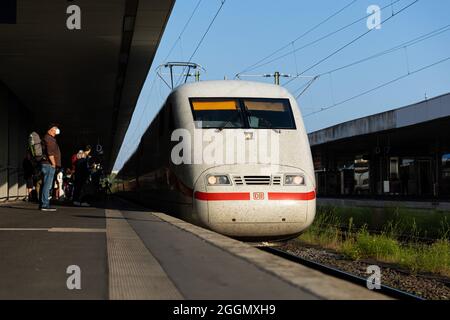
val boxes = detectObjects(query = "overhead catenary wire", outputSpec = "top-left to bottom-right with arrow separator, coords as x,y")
236,0 -> 359,77
292,79 -> 314,96
124,66 -> 171,155
175,0 -> 227,86
291,42 -> 299,75
315,24 -> 450,77
239,0 -> 403,75
283,0 -> 419,88
303,55 -> 450,118
290,23 -> 450,96
295,76 -> 320,99
123,1 -> 206,156
130,1 -> 204,129
122,71 -> 159,155
163,0 -> 204,62
128,78 -> 168,150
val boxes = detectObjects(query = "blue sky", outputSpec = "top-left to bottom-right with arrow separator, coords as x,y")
113,0 -> 450,171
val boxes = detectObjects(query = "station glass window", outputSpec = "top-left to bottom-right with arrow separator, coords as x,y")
442,154 -> 450,178
400,158 -> 415,179
354,157 -> 369,195
399,158 -> 416,195
390,157 -> 399,180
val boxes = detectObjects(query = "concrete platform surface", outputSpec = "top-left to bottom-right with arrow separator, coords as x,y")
0,198 -> 388,300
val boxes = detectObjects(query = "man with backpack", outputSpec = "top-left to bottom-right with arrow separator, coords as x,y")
39,124 -> 62,212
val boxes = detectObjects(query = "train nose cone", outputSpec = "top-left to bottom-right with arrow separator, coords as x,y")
194,172 -> 316,240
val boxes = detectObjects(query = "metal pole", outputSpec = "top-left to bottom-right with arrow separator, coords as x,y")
184,66 -> 191,84
274,71 -> 280,85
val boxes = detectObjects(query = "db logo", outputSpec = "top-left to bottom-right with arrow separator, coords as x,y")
253,192 -> 264,200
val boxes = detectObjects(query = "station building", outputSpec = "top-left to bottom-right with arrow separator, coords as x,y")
309,93 -> 450,200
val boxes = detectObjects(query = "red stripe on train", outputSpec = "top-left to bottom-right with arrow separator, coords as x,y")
194,192 -> 251,201
194,191 -> 316,201
268,191 -> 316,200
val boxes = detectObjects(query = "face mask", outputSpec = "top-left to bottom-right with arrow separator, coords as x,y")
55,128 -> 61,135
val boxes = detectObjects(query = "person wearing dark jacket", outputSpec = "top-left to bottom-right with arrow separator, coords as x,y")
72,146 -> 91,207
39,124 -> 61,212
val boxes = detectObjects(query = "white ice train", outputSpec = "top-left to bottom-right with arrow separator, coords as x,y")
117,80 -> 316,242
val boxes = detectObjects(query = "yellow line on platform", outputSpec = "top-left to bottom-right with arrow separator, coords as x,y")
0,228 -> 106,233
0,228 -> 48,231
105,209 -> 183,300
48,228 -> 106,233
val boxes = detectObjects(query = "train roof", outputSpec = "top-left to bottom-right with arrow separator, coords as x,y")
171,80 -> 294,99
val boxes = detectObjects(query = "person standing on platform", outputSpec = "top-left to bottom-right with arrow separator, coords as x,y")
72,146 -> 92,207
39,124 -> 61,212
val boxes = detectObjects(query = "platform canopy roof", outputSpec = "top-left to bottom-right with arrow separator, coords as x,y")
0,0 -> 175,170
308,93 -> 450,147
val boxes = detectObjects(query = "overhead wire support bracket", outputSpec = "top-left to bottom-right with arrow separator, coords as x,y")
157,62 -> 205,89
236,72 -> 317,89
295,75 -> 320,99
236,72 -> 310,86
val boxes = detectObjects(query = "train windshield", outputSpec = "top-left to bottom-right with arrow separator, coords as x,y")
191,99 -> 245,129
243,99 -> 296,129
190,98 -> 296,129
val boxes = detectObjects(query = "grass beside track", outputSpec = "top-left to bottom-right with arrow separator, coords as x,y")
298,206 -> 450,277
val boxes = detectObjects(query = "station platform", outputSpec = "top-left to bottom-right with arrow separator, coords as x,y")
0,198 -> 387,300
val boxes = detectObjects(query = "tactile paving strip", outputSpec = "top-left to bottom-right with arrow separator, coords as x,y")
105,209 -> 182,300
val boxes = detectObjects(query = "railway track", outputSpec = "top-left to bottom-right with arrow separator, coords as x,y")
261,247 -> 425,300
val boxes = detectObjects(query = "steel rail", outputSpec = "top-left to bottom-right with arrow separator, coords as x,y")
261,247 -> 424,300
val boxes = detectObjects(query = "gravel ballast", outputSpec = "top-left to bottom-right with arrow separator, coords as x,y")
281,241 -> 450,300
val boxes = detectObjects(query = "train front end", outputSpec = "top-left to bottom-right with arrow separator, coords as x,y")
176,81 -> 316,242
193,165 -> 316,241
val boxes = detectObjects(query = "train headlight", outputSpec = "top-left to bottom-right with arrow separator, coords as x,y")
284,174 -> 305,186
207,174 -> 231,186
